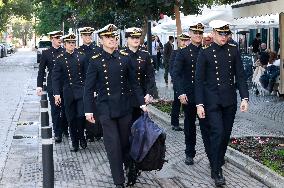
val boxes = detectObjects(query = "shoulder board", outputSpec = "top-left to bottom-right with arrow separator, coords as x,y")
56,54 -> 63,58
140,49 -> 149,53
140,49 -> 150,55
92,53 -> 101,59
228,43 -> 237,47
79,51 -> 84,54
119,50 -> 128,56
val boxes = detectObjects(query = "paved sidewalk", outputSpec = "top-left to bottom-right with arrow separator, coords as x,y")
0,62 -> 272,187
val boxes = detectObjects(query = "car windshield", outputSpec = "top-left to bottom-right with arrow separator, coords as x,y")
38,41 -> 52,48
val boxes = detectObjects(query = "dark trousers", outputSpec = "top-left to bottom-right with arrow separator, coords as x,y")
85,121 -> 95,139
132,107 -> 143,123
183,103 -> 197,158
64,97 -> 85,146
60,98 -> 69,134
206,104 -> 237,172
157,52 -> 162,69
199,118 -> 211,164
151,55 -> 158,71
164,59 -> 169,83
69,117 -> 85,146
47,88 -> 64,137
171,91 -> 181,127
99,114 -> 132,185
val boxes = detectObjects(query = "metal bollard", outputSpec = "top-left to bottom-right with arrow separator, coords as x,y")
42,126 -> 54,188
41,99 -> 49,127
41,83 -> 48,101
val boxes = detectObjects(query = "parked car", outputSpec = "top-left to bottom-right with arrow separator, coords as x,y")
4,43 -> 13,54
0,44 -> 7,58
0,45 -> 3,58
36,40 -> 52,63
0,43 -> 8,57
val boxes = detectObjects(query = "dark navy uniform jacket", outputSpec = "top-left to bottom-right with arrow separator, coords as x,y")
173,43 -> 201,103
77,43 -> 102,68
52,51 -> 88,120
84,50 -> 145,118
122,48 -> 155,107
37,46 -> 64,88
169,49 -> 177,77
195,42 -> 249,107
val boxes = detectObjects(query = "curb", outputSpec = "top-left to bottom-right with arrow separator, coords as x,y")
148,105 -> 284,188
226,147 -> 284,188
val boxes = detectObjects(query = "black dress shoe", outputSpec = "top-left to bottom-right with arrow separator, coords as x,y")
87,137 -> 95,142
71,142 -> 79,152
95,136 -> 102,141
80,139 -> 87,149
172,126 -> 183,131
185,156 -> 194,165
115,184 -> 125,188
126,160 -> 139,186
62,131 -> 69,138
211,170 -> 226,187
54,137 -> 62,143
70,146 -> 79,152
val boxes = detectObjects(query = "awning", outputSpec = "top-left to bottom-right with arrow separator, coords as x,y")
232,0 -> 284,18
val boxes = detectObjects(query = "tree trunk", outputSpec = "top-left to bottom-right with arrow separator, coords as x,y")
174,1 -> 182,47
141,16 -> 148,45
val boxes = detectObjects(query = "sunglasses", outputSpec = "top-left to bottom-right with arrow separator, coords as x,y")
66,41 -> 76,44
217,32 -> 230,36
193,31 -> 204,35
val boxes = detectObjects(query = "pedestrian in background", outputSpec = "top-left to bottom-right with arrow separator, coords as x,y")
195,20 -> 249,187
163,36 -> 174,86
252,33 -> 261,54
156,36 -> 163,69
151,35 -> 159,72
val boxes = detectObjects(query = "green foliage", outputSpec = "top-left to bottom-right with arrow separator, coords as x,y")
0,0 -> 33,31
11,18 -> 33,46
32,0 -> 240,35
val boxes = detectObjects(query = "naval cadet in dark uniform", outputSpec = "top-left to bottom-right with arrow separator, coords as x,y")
195,20 -> 249,187
121,27 -> 156,122
169,33 -> 190,131
84,24 -> 147,188
36,30 -> 68,143
173,23 -> 211,166
52,33 -> 88,152
77,27 -> 102,67
77,27 -> 102,142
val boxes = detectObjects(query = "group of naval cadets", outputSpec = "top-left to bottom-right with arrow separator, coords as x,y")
36,19 -> 249,187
